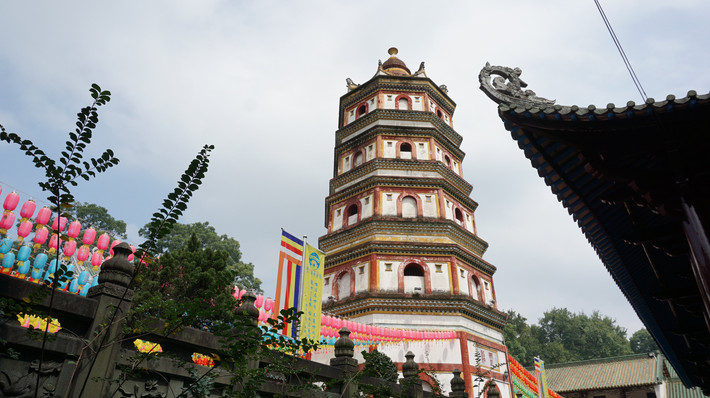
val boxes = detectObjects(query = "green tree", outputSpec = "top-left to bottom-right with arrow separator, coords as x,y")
61,201 -> 127,239
630,328 -> 659,354
139,221 -> 261,291
503,310 -> 541,366
131,233 -> 237,328
505,308 -> 632,366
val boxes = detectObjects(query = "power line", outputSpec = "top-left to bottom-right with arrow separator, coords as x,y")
593,0 -> 648,101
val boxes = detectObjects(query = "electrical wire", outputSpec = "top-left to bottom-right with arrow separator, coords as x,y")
593,0 -> 648,102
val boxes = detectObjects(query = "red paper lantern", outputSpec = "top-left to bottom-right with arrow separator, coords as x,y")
3,192 -> 19,211
51,216 -> 67,232
63,240 -> 77,257
82,228 -> 96,245
17,220 -> 33,243
35,207 -> 51,226
109,239 -> 121,256
67,220 -> 81,239
19,200 -> 36,221
96,233 -> 110,251
77,245 -> 90,264
48,234 -> 61,253
33,226 -> 49,248
91,251 -> 104,270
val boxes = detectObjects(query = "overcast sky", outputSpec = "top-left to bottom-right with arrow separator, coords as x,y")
2,1 -> 709,335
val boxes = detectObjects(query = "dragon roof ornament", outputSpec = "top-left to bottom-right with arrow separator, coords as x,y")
479,63 -> 555,108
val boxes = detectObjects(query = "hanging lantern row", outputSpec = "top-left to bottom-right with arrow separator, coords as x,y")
230,289 -> 459,346
0,188 -> 136,297
191,353 -> 216,367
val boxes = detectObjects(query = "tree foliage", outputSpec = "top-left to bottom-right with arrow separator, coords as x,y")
630,328 -> 659,354
61,201 -> 127,239
505,308 -> 633,366
139,221 -> 261,292
131,233 -> 237,328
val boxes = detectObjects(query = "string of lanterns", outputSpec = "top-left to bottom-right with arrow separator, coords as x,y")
0,187 -> 135,296
232,289 -> 458,348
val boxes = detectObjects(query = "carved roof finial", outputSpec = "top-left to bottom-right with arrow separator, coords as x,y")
479,62 -> 555,108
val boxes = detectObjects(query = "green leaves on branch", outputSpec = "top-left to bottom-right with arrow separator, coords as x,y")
138,144 -> 215,257
0,84 -> 118,208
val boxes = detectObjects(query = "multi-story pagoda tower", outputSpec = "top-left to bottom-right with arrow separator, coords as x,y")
318,48 -> 509,394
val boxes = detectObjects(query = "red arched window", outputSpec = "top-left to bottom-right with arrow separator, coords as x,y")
356,103 -> 368,118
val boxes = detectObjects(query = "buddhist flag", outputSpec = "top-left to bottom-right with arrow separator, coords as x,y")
299,244 -> 325,343
274,229 -> 303,338
534,357 -> 549,398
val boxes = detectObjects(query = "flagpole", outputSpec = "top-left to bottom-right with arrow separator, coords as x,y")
295,235 -> 307,341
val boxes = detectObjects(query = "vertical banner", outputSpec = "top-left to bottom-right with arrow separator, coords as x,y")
534,357 -> 549,398
300,243 -> 325,343
274,230 -> 303,338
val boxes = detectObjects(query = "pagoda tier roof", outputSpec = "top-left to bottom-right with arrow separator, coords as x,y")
319,218 -> 493,273
326,174 -> 478,216
340,74 -> 456,117
329,159 -> 474,197
479,63 -> 710,392
336,109 -> 463,147
334,123 -> 466,161
322,292 -> 507,331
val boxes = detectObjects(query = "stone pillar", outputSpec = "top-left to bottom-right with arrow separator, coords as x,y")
70,242 -> 135,397
235,292 -> 260,372
450,368 -> 468,398
330,327 -> 358,397
401,351 -> 423,398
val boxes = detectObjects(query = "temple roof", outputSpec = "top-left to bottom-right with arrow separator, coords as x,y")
479,63 -> 710,392
545,353 -> 662,392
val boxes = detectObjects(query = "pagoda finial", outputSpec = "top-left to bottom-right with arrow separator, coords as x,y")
388,47 -> 398,56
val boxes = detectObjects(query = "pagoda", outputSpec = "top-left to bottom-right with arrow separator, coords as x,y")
318,48 -> 509,394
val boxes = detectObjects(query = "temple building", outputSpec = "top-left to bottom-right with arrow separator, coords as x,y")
479,63 -> 710,392
316,48 -> 509,395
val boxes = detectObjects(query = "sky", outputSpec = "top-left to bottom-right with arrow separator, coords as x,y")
1,1 -> 709,336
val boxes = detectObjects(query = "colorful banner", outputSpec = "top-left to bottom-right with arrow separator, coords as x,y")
274,229 -> 303,338
300,243 -> 324,343
534,357 -> 549,398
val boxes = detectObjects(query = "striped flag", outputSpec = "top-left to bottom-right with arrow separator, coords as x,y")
274,229 -> 303,338
534,357 -> 549,398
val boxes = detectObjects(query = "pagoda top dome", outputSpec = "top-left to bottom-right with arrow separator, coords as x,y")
381,47 -> 411,76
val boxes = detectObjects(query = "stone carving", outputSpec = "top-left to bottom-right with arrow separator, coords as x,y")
118,379 -> 167,398
0,360 -> 62,397
479,62 -> 555,107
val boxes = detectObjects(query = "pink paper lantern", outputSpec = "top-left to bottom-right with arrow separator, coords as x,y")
19,200 -> 36,221
77,245 -> 90,264
17,220 -> 33,239
96,233 -> 110,251
264,297 -> 274,312
33,226 -> 49,248
3,192 -> 19,211
127,245 -> 135,262
82,228 -> 96,245
0,212 -> 15,231
109,240 -> 121,256
48,234 -> 62,253
51,216 -> 67,232
255,294 -> 264,309
63,240 -> 77,257
67,220 -> 82,239
239,289 -> 246,300
232,287 -> 239,300
35,207 -> 51,226
91,251 -> 104,269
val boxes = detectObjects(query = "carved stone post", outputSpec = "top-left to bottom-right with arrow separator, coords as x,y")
450,368 -> 468,398
330,327 -> 358,397
236,292 -> 260,371
71,242 -> 135,397
401,351 -> 423,398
